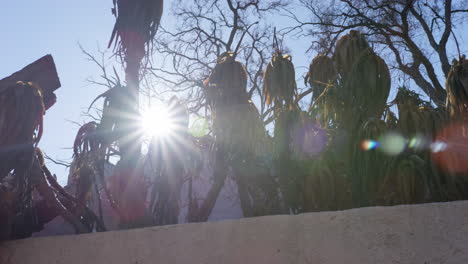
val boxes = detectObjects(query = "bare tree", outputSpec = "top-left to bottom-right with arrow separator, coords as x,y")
286,0 -> 468,105
148,0 -> 288,118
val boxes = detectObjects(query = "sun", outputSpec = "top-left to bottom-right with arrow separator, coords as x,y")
140,104 -> 176,138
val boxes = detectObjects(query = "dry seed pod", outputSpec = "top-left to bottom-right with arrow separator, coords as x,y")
394,87 -> 424,115
204,53 -> 248,106
0,81 -> 45,148
446,57 -> 468,119
305,54 -> 336,102
346,49 -> 391,117
416,105 -> 444,137
394,87 -> 424,135
331,31 -> 390,120
333,30 -> 370,78
263,52 -> 297,108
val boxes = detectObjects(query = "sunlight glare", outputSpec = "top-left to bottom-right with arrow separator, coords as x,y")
140,105 -> 175,138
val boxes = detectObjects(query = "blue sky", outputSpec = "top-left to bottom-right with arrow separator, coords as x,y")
2,1 -> 467,184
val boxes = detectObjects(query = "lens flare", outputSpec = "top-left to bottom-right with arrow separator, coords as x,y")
430,141 -> 447,153
291,120 -> 328,158
189,116 -> 209,137
408,135 -> 429,151
432,122 -> 468,173
379,132 -> 406,155
361,140 -> 379,150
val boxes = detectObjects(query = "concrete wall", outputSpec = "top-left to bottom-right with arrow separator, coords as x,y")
1,201 -> 468,264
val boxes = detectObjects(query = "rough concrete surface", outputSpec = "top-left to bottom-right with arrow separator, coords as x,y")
1,201 -> 468,264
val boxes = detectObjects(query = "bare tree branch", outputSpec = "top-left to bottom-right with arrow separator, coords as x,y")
289,0 -> 468,105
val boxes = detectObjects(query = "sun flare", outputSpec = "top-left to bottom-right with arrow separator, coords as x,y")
140,105 -> 175,138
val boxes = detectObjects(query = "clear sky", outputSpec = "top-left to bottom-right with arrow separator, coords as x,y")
2,1 -> 466,184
